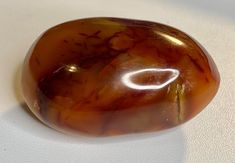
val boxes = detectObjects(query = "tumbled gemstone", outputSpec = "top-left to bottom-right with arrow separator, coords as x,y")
22,17 -> 220,136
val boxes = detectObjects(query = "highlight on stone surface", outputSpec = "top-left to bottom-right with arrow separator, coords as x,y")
21,17 -> 220,136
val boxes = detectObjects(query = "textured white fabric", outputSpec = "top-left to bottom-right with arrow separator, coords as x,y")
0,0 -> 234,162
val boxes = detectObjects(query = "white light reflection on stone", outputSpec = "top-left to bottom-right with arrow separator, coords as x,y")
121,68 -> 179,90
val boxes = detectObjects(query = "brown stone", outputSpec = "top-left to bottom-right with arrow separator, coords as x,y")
21,17 -> 220,136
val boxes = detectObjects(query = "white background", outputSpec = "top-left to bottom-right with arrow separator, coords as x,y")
0,0 -> 234,162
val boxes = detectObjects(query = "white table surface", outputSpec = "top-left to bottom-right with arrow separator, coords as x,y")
0,0 -> 234,162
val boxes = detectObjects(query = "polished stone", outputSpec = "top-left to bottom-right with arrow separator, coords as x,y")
22,17 -> 220,136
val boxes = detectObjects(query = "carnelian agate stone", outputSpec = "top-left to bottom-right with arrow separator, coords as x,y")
22,18 -> 220,136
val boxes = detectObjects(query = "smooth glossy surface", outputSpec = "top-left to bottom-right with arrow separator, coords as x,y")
22,17 -> 220,136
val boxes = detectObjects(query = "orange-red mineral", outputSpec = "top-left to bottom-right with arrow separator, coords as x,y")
22,17 -> 220,136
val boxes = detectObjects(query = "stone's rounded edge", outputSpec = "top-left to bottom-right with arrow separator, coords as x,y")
21,17 -> 220,136
194,38 -> 221,84
185,35 -> 220,114
21,37 -> 42,121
